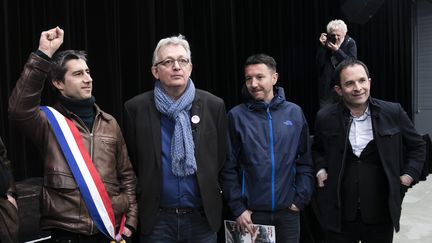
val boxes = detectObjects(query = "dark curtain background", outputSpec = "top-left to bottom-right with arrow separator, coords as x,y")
1,0 -> 412,181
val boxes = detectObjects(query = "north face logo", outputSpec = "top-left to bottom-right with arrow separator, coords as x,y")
283,120 -> 293,126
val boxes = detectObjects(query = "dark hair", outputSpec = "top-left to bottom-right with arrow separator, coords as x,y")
47,50 -> 88,96
244,54 -> 277,72
332,58 -> 370,86
49,50 -> 88,82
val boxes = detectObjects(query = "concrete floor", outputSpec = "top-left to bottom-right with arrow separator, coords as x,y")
394,177 -> 432,242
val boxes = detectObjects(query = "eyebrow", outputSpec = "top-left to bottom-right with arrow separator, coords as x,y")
168,56 -> 186,60
70,68 -> 89,74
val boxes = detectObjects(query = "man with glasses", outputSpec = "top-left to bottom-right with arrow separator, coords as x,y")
123,34 -> 228,243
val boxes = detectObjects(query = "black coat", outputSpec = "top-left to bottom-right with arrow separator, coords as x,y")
316,36 -> 357,105
312,98 -> 426,232
123,89 -> 228,234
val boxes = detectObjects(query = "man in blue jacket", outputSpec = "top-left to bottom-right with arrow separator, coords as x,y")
221,54 -> 314,243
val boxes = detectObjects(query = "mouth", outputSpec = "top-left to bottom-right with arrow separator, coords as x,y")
352,93 -> 366,99
171,75 -> 183,79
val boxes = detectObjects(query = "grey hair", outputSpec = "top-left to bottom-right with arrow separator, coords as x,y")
152,34 -> 192,65
326,19 -> 348,35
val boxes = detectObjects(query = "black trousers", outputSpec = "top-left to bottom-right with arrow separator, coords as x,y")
326,211 -> 393,243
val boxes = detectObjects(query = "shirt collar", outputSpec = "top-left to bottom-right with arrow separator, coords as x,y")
350,105 -> 370,121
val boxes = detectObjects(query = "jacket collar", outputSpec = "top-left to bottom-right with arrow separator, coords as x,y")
242,85 -> 286,111
335,97 -> 381,120
368,97 -> 381,119
340,35 -> 352,49
54,101 -> 112,121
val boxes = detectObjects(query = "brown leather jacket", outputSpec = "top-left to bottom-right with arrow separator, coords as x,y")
0,137 -> 19,243
8,53 -> 138,235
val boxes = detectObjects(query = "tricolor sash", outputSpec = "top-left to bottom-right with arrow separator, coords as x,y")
40,106 -> 125,242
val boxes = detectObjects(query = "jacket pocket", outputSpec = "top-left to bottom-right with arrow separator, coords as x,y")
44,173 -> 78,191
42,173 -> 81,221
103,180 -> 120,196
378,127 -> 400,137
111,192 -> 130,217
99,136 -> 117,157
103,180 -> 129,219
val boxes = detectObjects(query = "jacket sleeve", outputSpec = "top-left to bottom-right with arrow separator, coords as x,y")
292,115 -> 314,210
398,104 -> 426,182
333,37 -> 357,62
115,124 -> 138,231
8,53 -> 52,147
316,45 -> 328,71
220,112 -> 247,219
312,112 -> 328,174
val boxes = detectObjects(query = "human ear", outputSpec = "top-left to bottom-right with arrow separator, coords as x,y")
151,66 -> 159,80
334,85 -> 342,96
52,79 -> 64,91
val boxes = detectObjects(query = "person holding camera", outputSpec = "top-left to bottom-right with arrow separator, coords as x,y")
316,19 -> 357,108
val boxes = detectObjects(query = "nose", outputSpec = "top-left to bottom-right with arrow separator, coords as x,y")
172,60 -> 181,70
353,81 -> 361,91
84,73 -> 92,83
251,78 -> 259,87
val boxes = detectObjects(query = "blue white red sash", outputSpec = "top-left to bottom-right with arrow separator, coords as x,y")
40,106 -> 125,242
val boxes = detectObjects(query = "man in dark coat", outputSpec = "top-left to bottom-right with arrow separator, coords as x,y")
312,59 -> 425,243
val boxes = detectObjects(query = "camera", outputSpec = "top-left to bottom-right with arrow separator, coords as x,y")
326,34 -> 336,44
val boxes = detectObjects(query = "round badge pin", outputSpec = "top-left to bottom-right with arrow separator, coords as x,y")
191,115 -> 200,124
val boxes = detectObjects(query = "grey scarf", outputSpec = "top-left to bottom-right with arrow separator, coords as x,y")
154,79 -> 197,177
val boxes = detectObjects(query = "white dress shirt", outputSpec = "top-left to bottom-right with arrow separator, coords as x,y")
349,106 -> 373,157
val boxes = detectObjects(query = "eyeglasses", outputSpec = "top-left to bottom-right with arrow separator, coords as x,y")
154,58 -> 190,68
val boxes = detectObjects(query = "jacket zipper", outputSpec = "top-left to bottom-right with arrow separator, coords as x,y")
241,170 -> 245,197
90,114 -> 102,160
266,107 -> 275,211
90,133 -> 94,161
89,116 -> 101,234
71,112 -> 100,234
